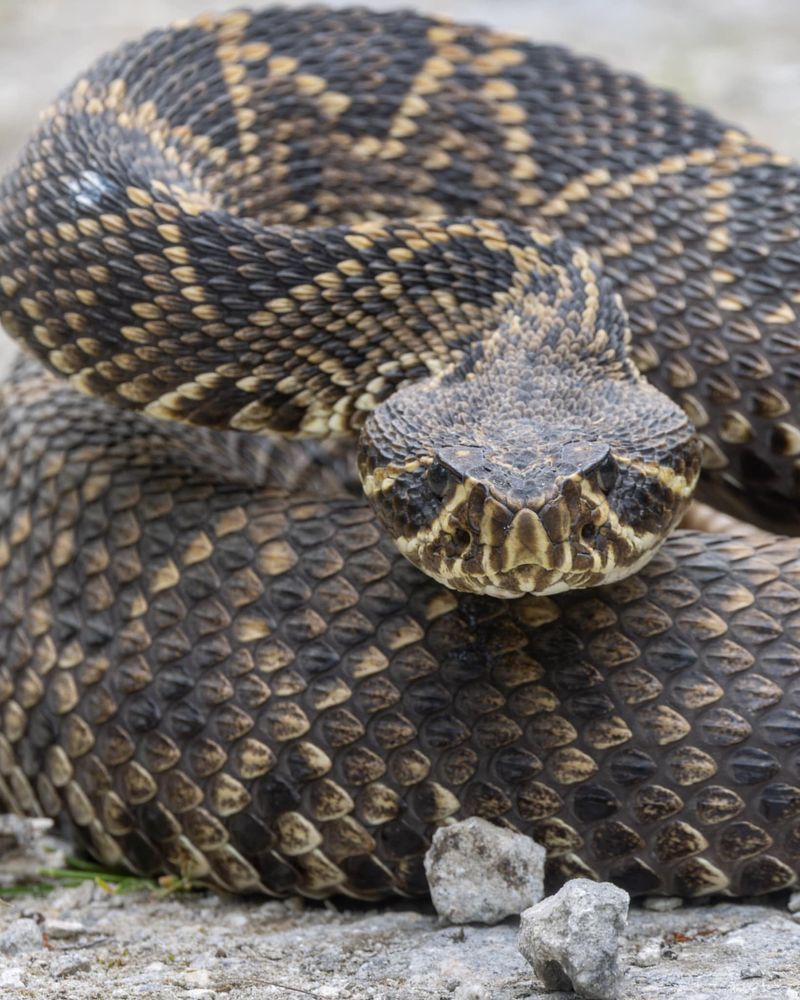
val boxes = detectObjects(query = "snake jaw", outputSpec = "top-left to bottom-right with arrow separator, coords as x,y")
361,425 -> 701,598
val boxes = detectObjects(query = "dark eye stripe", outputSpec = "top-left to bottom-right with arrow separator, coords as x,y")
597,454 -> 619,493
427,463 -> 450,497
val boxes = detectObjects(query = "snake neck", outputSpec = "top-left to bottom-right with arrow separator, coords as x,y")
0,46 -> 657,442
0,128 -> 625,439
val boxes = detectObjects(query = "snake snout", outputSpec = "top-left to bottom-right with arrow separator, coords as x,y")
500,507 -> 551,572
498,490 -> 604,571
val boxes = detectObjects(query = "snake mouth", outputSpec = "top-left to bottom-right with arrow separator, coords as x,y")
391,464 -> 696,597
395,500 -> 605,597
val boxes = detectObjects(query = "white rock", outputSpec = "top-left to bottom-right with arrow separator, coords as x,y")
183,969 -> 212,988
47,880 -> 97,913
188,952 -> 219,970
0,917 -> 44,955
632,937 -> 662,968
519,879 -> 630,999
642,896 -> 683,912
0,965 -> 25,988
423,817 -> 546,925
788,891 -> 800,913
0,814 -> 53,844
44,918 -> 86,939
454,985 -> 489,1000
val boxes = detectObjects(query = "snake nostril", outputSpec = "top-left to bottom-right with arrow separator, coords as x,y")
442,528 -> 471,557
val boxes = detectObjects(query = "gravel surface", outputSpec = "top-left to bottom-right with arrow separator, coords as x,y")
2,1 -> 800,998
3,884 -> 800,999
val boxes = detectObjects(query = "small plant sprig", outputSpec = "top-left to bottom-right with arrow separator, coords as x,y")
0,855 -> 194,899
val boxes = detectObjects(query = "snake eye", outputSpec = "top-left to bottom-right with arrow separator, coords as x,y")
596,453 -> 618,493
426,462 -> 450,498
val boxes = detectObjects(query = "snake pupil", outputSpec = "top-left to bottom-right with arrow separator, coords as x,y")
427,462 -> 450,498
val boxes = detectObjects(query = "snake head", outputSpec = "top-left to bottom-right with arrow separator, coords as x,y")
358,333 -> 702,598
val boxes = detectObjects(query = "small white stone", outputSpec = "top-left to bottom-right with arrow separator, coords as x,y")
519,879 -> 630,999
184,969 -> 212,988
47,880 -> 97,913
642,896 -> 684,912
632,937 -> 662,968
424,817 -> 545,925
44,918 -> 86,939
0,965 -> 25,988
188,952 -> 219,970
50,952 -> 92,978
0,917 -> 44,955
454,985 -> 489,1000
0,814 -> 53,843
740,964 -> 764,979
788,890 -> 800,913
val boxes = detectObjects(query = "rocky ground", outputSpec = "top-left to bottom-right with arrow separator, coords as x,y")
4,877 -> 800,999
2,1 -> 800,998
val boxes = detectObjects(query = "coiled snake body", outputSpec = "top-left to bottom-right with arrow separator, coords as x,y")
1,6 -> 800,898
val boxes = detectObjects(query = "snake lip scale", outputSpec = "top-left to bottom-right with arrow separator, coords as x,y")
0,6 -> 800,901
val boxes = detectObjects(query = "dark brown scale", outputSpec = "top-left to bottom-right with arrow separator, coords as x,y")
0,363 -> 798,897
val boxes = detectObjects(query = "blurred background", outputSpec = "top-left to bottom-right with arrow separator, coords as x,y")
1,0 -> 799,172
0,0 -> 797,366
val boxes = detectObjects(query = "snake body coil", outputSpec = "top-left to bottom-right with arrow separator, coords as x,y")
1,7 -> 800,898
